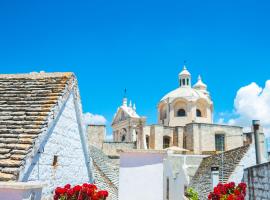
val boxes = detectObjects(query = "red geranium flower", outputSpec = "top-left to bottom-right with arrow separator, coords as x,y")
54,183 -> 108,200
208,182 -> 247,200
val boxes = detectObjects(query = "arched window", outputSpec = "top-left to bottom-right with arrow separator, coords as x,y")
121,134 -> 126,142
196,109 -> 202,117
182,79 -> 185,86
163,136 -> 171,149
146,135 -> 149,149
177,109 -> 186,117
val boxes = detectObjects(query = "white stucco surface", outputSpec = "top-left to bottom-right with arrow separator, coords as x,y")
228,144 -> 257,183
119,152 -> 204,200
118,152 -> 164,200
163,156 -> 187,200
27,93 -> 90,199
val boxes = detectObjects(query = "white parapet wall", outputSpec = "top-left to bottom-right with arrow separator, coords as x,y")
118,150 -> 165,200
0,181 -> 45,200
118,150 -> 205,200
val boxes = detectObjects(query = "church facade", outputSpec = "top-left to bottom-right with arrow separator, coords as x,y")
111,66 -> 244,154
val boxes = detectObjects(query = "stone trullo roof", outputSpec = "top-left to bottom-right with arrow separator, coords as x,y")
189,145 -> 250,200
0,72 -> 76,181
89,145 -> 119,200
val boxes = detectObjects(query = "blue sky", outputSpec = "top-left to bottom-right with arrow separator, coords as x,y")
0,0 -> 270,134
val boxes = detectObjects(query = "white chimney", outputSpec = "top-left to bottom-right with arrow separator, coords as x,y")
253,120 -> 266,165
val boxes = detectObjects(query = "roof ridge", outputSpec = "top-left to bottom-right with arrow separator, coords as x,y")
0,72 -> 73,79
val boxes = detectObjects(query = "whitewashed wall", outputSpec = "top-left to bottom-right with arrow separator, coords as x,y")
229,144 -> 257,183
163,156 -> 187,200
118,152 -> 164,200
27,93 -> 90,199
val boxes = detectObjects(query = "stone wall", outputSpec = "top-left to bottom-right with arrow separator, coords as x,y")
102,142 -> 135,157
147,125 -> 175,149
244,162 -> 270,200
143,123 -> 243,152
27,93 -> 90,199
185,123 -> 243,154
87,125 -> 106,149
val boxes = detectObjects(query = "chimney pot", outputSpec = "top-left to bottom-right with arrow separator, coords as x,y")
252,120 -> 260,131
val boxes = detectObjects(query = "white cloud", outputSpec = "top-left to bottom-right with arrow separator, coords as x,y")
218,80 -> 270,136
83,112 -> 107,126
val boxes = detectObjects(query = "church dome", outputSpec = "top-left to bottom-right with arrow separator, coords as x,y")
158,65 -> 213,127
160,86 -> 210,103
160,66 -> 212,104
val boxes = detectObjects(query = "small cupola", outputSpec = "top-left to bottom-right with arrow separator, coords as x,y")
193,75 -> 207,91
179,65 -> 191,88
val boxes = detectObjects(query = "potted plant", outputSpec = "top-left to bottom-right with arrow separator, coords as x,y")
185,188 -> 199,200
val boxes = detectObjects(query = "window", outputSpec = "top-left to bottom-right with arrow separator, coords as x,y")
163,136 -> 170,149
121,134 -> 126,142
187,78 -> 189,86
146,135 -> 149,149
182,79 -> 186,86
177,109 -> 186,117
215,134 -> 225,151
196,109 -> 202,117
166,178 -> 169,200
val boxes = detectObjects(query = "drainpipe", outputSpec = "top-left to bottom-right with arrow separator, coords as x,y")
253,120 -> 262,165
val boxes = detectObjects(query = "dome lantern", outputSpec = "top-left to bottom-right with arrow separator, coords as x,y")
178,65 -> 191,88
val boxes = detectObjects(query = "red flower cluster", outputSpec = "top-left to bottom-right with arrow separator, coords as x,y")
208,182 -> 247,200
54,183 -> 109,200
